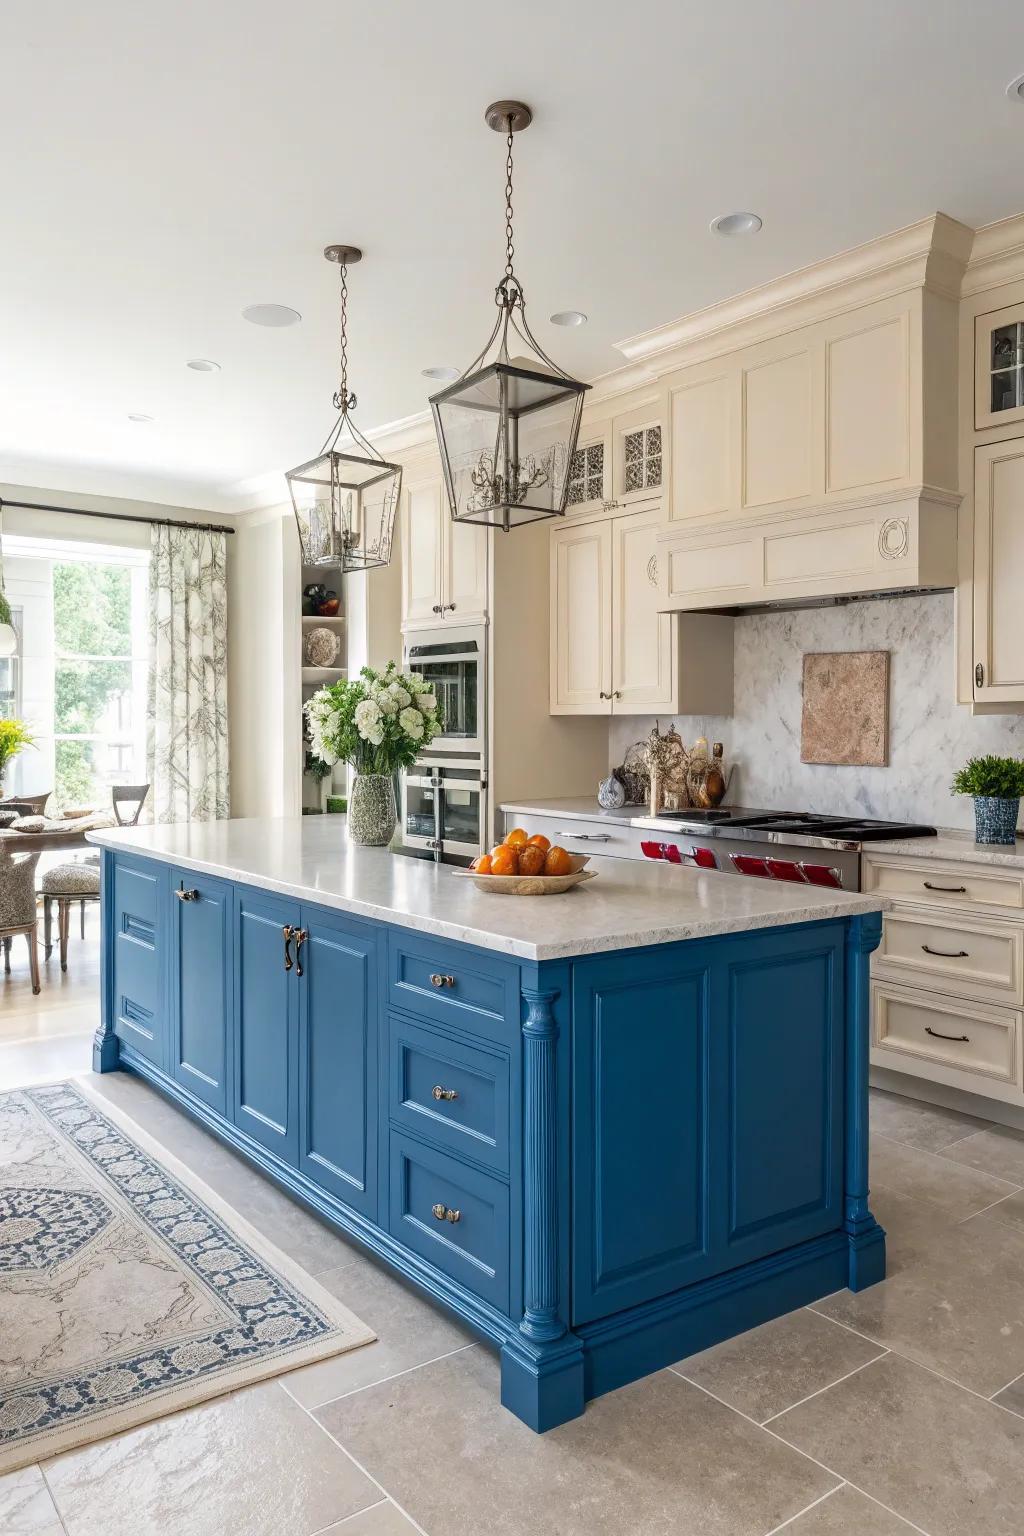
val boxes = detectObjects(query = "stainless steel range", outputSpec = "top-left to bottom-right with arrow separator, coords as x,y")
630,808 -> 937,891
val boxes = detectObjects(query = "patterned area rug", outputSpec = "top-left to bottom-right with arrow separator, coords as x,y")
0,1081 -> 375,1473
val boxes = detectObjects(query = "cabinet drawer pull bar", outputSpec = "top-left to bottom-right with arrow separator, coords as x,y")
559,831 -> 611,842
429,973 -> 455,989
923,882 -> 967,894
175,887 -> 199,902
431,1202 -> 461,1223
282,925 -> 294,971
431,1084 -> 459,1102
921,944 -> 970,959
294,928 -> 308,977
924,1025 -> 971,1043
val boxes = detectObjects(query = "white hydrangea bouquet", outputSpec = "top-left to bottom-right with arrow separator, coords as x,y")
305,663 -> 442,845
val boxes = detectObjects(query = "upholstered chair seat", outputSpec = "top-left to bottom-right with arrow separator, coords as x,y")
41,863 -> 101,897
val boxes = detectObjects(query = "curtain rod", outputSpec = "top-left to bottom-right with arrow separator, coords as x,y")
0,497 -> 236,537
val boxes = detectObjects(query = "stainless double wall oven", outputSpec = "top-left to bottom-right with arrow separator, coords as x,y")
401,625 -> 487,860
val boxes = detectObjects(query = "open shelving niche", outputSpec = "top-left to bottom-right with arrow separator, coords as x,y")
300,570 -> 347,814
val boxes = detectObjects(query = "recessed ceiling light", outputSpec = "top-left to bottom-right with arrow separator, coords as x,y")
1006,73 -> 1024,101
127,413 -> 153,423
422,365 -> 460,381
187,358 -> 221,372
242,303 -> 302,328
710,211 -> 763,237
549,310 -> 587,327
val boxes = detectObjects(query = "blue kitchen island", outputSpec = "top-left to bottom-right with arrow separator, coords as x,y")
88,816 -> 886,1431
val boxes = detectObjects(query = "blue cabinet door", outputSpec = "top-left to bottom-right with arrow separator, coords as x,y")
572,944 -> 716,1325
170,869 -> 231,1115
232,889 -> 300,1161
297,908 -> 378,1219
111,856 -> 167,1070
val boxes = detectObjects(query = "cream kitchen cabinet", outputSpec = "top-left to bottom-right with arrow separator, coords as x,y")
972,440 -> 1024,705
550,506 -> 732,716
563,394 -> 667,520
975,301 -> 1024,431
401,478 -> 488,629
564,418 -> 612,517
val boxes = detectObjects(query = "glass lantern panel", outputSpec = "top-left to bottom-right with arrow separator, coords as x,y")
289,450 -> 400,568
433,365 -> 586,528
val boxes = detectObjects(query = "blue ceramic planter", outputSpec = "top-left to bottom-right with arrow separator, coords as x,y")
973,796 -> 1021,845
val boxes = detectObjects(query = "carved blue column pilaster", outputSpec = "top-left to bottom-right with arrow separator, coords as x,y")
500,977 -> 584,1431
843,910 -> 885,1290
93,850 -> 120,1072
520,986 -> 564,1343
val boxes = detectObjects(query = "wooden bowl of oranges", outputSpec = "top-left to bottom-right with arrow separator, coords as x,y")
455,828 -> 598,896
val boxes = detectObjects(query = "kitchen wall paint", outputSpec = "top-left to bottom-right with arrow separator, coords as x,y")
608,591 -> 1024,831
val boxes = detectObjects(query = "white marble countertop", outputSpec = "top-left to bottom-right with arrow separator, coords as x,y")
866,828 -> 1024,870
87,817 -> 884,962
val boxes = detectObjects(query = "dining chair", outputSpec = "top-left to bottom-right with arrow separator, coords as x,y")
41,862 -> 100,972
0,839 -> 42,994
112,784 -> 150,826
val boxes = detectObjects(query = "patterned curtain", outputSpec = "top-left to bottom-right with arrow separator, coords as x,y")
146,524 -> 229,823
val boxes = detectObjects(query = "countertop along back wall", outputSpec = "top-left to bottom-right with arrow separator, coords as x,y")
607,590 -> 1024,832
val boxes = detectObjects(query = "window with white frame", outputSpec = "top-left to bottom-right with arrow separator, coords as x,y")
0,608 -> 22,719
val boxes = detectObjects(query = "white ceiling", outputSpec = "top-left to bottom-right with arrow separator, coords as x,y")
3,0 -> 1024,513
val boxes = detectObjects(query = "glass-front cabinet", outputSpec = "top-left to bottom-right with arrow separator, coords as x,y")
976,302 -> 1024,430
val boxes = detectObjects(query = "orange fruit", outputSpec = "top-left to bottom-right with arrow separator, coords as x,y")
471,853 -> 493,874
518,844 -> 546,876
491,846 -> 520,877
526,833 -> 550,852
505,827 -> 529,846
544,845 -> 572,876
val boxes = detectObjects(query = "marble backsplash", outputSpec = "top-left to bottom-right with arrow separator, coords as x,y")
607,591 -> 1024,832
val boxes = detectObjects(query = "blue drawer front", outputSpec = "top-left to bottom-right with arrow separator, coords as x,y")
389,1014 -> 510,1174
388,932 -> 517,1042
112,858 -> 164,1069
389,1132 -> 510,1313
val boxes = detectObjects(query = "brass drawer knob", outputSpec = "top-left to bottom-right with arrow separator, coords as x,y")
431,1085 -> 459,1102
175,888 -> 200,902
429,973 -> 455,989
431,1202 -> 461,1224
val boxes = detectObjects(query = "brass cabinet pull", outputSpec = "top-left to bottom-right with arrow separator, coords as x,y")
923,882 -> 967,894
921,944 -> 969,959
431,1202 -> 461,1223
925,1025 -> 970,1043
429,973 -> 455,989
294,928 -> 308,977
282,925 -> 294,971
432,1085 -> 459,1102
175,887 -> 199,902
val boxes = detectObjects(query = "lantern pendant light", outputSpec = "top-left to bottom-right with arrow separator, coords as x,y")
287,246 -> 402,572
0,504 -> 17,658
430,101 -> 590,532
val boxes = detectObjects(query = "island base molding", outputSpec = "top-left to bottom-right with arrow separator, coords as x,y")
92,843 -> 886,1431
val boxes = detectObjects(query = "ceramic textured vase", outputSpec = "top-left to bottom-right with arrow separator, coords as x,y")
348,773 -> 397,847
973,795 -> 1020,845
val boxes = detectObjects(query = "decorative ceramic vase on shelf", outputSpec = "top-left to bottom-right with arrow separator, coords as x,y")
348,773 -> 397,847
973,796 -> 1020,845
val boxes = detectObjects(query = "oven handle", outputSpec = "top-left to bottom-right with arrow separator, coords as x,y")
408,651 -> 482,666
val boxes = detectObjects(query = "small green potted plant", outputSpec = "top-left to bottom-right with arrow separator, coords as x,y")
0,718 -> 33,795
304,662 -> 442,846
951,754 -> 1024,844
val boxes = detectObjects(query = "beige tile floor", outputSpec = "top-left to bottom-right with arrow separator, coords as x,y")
5,929 -> 1024,1535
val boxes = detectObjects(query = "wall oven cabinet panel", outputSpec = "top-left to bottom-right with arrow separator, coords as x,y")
401,475 -> 488,628
972,440 -> 1024,704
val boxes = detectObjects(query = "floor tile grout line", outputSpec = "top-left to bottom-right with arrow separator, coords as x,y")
674,1367 -> 935,1536
988,1366 -> 1024,1402
804,1308 -> 888,1352
953,1191 -> 1024,1225
759,1483 -> 846,1536
287,1385 -> 433,1536
36,1461 -> 71,1536
873,1130 -> 1023,1192
308,1497 -> 388,1534
760,1350 -> 890,1425
281,1342 -> 479,1414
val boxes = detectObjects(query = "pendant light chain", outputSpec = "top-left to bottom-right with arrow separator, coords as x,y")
333,258 -> 352,413
504,117 -> 516,280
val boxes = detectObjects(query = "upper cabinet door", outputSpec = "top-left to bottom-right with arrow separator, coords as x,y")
442,514 -> 488,624
563,419 -> 612,518
976,302 -> 1024,432
402,480 -> 445,626
973,441 -> 1024,704
550,519 -> 612,714
610,506 -> 675,712
610,401 -> 666,510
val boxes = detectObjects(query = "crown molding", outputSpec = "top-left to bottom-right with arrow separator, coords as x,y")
615,213 -> 973,375
961,211 -> 1024,297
